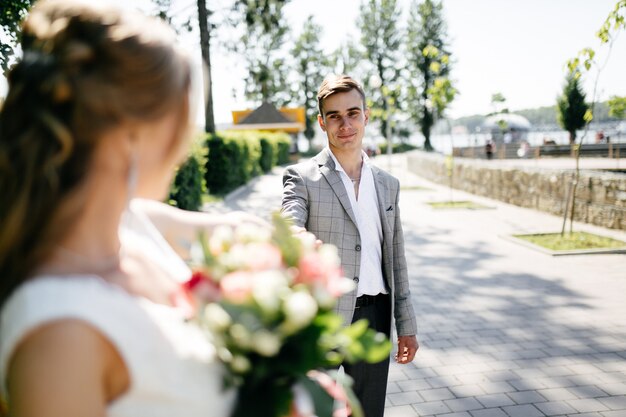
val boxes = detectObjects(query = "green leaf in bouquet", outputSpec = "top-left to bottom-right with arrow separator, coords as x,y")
341,319 -> 369,339
358,331 -> 392,363
270,212 -> 303,267
198,230 -> 216,266
313,311 -> 343,331
296,374 -> 334,417
327,370 -> 364,417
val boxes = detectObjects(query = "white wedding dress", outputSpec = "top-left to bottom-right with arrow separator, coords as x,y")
0,200 -> 235,417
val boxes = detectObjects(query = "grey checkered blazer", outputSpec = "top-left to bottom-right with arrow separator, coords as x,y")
282,148 -> 417,337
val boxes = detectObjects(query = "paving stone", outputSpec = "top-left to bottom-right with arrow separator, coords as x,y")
501,404 -> 545,417
436,412 -> 472,417
387,391 -> 422,406
411,400 -> 451,416
443,398 -> 483,412
566,398 -> 610,413
397,378 -> 432,392
565,413 -> 604,417
449,384 -> 486,398
596,382 -> 626,396
420,388 -> 457,402
386,381 -> 401,394
469,409 -> 508,417
478,381 -> 516,394
534,401 -> 578,415
427,376 -> 461,389
597,394 -> 626,410
474,394 -> 515,408
600,411 -> 626,417
384,405 -> 419,417
507,391 -> 547,405
537,388 -> 579,401
568,384 -> 609,399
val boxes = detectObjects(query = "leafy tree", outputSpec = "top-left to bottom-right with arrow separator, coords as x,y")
561,0 -> 623,234
291,15 -> 330,147
357,0 -> 402,140
150,0 -> 215,133
556,72 -> 589,144
608,95 -> 626,119
197,0 -> 216,133
490,92 -> 508,115
0,0 -> 36,75
405,0 -> 455,151
331,37 -> 363,76
233,0 -> 291,106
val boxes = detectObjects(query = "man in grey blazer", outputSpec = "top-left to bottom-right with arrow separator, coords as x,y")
282,74 -> 419,417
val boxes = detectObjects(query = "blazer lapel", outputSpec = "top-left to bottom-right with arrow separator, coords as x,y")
371,165 -> 392,238
316,149 -> 359,228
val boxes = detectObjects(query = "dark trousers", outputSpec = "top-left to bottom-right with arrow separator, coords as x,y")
343,294 -> 391,417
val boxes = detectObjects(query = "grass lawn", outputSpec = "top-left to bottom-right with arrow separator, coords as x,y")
202,194 -> 222,205
427,200 -> 489,210
514,232 -> 626,251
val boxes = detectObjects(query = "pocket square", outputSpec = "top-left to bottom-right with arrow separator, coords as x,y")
386,205 -> 393,212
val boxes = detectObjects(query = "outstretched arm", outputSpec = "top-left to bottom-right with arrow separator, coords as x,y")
132,199 -> 268,259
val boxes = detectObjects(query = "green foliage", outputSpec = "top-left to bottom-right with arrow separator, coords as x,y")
169,152 -> 205,211
514,232 -> 626,251
378,142 -> 417,154
205,130 -> 290,195
331,37 -> 363,76
358,0 -> 402,138
233,0 -> 292,106
291,16 -> 330,142
405,0 -> 455,151
556,72 -> 589,143
608,95 -> 626,119
0,0 -> 36,74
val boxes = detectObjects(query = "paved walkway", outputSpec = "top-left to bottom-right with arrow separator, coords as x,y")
206,154 -> 626,417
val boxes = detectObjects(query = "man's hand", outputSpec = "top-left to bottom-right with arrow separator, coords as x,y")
395,335 -> 419,364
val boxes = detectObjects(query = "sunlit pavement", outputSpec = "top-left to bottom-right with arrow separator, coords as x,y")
207,153 -> 626,417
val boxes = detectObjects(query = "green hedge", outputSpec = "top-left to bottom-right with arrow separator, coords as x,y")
169,130 -> 291,204
378,142 -> 417,154
204,130 -> 291,196
168,138 -> 206,211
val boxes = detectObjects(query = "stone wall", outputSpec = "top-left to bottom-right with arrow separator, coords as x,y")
406,151 -> 626,230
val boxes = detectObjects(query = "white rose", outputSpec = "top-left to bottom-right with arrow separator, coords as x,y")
235,223 -> 271,243
252,329 -> 282,357
230,355 -> 251,374
318,244 -> 340,266
229,323 -> 253,349
209,225 -> 234,254
283,292 -> 318,331
253,271 -> 289,314
203,304 -> 232,331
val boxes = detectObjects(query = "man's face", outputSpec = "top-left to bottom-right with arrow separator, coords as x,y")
318,89 -> 369,153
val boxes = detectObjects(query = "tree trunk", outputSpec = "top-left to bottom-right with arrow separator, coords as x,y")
197,0 -> 215,134
569,130 -> 576,144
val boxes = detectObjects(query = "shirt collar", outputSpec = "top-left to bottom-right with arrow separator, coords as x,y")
327,147 -> 371,174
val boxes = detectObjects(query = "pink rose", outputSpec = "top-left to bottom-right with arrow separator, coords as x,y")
220,271 -> 255,304
246,243 -> 283,271
297,253 -> 346,297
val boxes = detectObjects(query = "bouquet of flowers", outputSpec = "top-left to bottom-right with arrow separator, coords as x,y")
183,213 -> 391,417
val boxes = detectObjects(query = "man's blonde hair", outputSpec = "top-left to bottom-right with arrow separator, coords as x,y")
317,74 -> 366,117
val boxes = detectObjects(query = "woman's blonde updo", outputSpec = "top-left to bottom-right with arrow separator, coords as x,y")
0,0 -> 192,305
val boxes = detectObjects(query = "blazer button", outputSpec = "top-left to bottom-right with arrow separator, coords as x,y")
353,277 -> 359,283
355,244 -> 361,251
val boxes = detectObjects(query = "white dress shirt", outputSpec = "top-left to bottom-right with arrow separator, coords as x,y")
328,149 -> 387,297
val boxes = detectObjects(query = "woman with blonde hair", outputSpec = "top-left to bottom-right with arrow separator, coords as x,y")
0,1 -> 242,415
